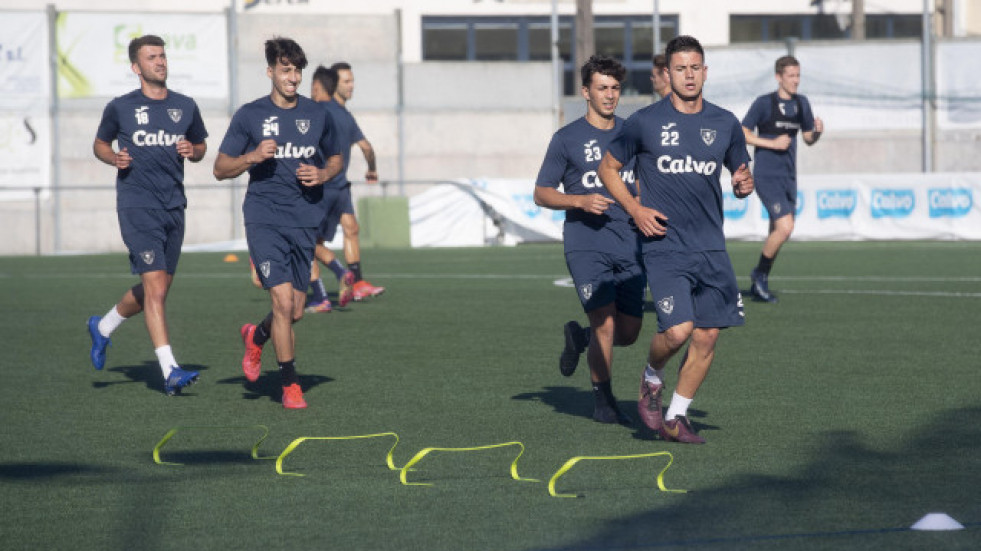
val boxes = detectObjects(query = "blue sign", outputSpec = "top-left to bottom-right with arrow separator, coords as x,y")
928,188 -> 972,218
816,190 -> 857,219
723,190 -> 748,220
870,189 -> 915,218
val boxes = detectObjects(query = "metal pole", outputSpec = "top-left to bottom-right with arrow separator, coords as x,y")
396,8 -> 405,196
652,0 -> 660,57
550,0 -> 560,130
227,4 -> 240,240
921,0 -> 933,172
34,187 -> 41,256
47,3 -> 60,254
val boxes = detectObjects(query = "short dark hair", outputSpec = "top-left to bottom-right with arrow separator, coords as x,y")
665,35 -> 704,65
312,65 -> 339,96
329,62 -> 352,73
128,35 -> 165,64
775,55 -> 800,74
264,37 -> 308,70
652,54 -> 668,70
580,55 -> 626,88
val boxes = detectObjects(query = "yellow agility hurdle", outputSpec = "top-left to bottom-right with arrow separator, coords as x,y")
275,432 -> 401,477
398,441 -> 539,486
152,425 -> 274,466
547,451 -> 686,498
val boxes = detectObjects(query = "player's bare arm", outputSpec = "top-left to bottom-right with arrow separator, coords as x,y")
176,139 -> 207,162
357,139 -> 377,182
731,163 -> 754,198
93,138 -> 132,170
741,126 -> 791,151
213,138 -> 277,180
533,185 -> 614,215
598,151 -> 667,237
803,117 -> 823,145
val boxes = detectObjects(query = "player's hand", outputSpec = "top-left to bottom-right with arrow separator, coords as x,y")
771,135 -> 792,151
629,205 -> 668,237
732,163 -> 754,198
578,194 -> 615,215
176,139 -> 194,159
115,147 -> 132,170
248,139 -> 277,164
365,170 -> 378,183
296,163 -> 323,187
813,117 -> 824,133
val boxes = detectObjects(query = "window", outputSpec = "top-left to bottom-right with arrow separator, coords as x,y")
421,15 -> 679,95
730,13 -> 922,42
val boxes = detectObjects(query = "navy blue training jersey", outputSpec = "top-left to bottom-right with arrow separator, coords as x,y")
535,116 -> 637,255
322,100 -> 365,190
742,92 -> 815,178
608,98 -> 750,253
219,95 -> 341,227
95,89 -> 208,210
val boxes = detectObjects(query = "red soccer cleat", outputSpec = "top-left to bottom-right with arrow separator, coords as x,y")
281,383 -> 307,409
337,271 -> 355,308
240,323 -> 263,382
352,279 -> 385,301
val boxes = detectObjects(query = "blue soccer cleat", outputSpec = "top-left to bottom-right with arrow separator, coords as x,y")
164,367 -> 199,396
87,316 -> 111,370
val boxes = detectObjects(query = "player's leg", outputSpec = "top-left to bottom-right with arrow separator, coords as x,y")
305,247 -> 331,313
340,187 -> 384,299
750,179 -> 795,303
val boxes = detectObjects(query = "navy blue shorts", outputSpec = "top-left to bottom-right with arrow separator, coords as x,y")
565,250 -> 645,317
643,250 -> 745,332
317,184 -> 355,241
755,173 -> 797,220
117,207 -> 184,275
246,223 -> 317,291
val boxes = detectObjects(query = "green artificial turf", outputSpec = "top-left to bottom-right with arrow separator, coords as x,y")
0,241 -> 978,550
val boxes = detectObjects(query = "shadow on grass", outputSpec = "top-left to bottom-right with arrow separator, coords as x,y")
93,361 -> 209,396
215,372 -> 333,405
0,462 -> 116,480
538,406 -> 981,551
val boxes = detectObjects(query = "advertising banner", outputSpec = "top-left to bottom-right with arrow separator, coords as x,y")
0,12 -> 51,194
56,12 -> 227,99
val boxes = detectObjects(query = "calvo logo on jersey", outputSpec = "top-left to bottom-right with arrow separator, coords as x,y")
275,142 -> 317,159
657,296 -> 674,315
656,155 -> 717,175
722,190 -> 749,220
168,109 -> 183,123
132,130 -> 185,147
700,128 -> 716,146
816,190 -> 857,219
928,188 -> 972,218
871,189 -> 915,218
296,119 -> 311,135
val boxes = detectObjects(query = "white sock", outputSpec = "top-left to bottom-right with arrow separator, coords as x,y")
155,345 -> 178,378
98,306 -> 127,337
664,391 -> 693,421
644,364 -> 665,385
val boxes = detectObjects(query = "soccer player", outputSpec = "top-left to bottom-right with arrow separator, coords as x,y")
302,65 -> 358,313
87,35 -> 208,396
213,37 -> 342,409
535,55 -> 643,425
651,53 -> 670,99
598,35 -> 755,443
742,55 -> 823,303
328,62 -> 385,301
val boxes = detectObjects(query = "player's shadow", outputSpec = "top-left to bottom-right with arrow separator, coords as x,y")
216,372 -> 333,405
93,361 -> 209,396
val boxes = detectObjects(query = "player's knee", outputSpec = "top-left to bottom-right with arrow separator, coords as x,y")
662,324 -> 693,351
691,327 -> 720,350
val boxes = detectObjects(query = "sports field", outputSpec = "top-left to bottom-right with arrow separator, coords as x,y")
1,241 -> 978,550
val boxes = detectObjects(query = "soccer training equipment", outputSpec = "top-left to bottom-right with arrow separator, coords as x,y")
87,316 -> 111,370
337,270 -> 355,308
240,323 -> 263,382
637,377 -> 664,431
281,383 -> 307,409
163,367 -> 199,396
352,279 -> 385,301
559,321 -> 587,377
659,415 -> 706,444
749,269 -> 778,303
305,298 -> 332,313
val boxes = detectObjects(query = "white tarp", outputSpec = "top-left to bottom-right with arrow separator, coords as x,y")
412,174 -> 981,247
55,12 -> 228,99
0,12 -> 51,195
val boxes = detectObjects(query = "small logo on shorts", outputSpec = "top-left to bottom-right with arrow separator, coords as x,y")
773,202 -> 782,214
140,250 -> 155,265
259,261 -> 271,279
296,119 -> 310,134
737,292 -> 745,317
168,109 -> 183,123
657,296 -> 674,315
579,283 -> 593,301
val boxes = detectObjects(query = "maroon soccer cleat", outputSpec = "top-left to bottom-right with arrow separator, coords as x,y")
637,376 -> 664,431
659,415 -> 706,444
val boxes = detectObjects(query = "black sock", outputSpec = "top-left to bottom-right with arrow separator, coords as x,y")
278,359 -> 299,386
309,279 -> 327,302
348,261 -> 363,282
253,313 -> 273,346
756,254 -> 775,275
592,380 -> 615,407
